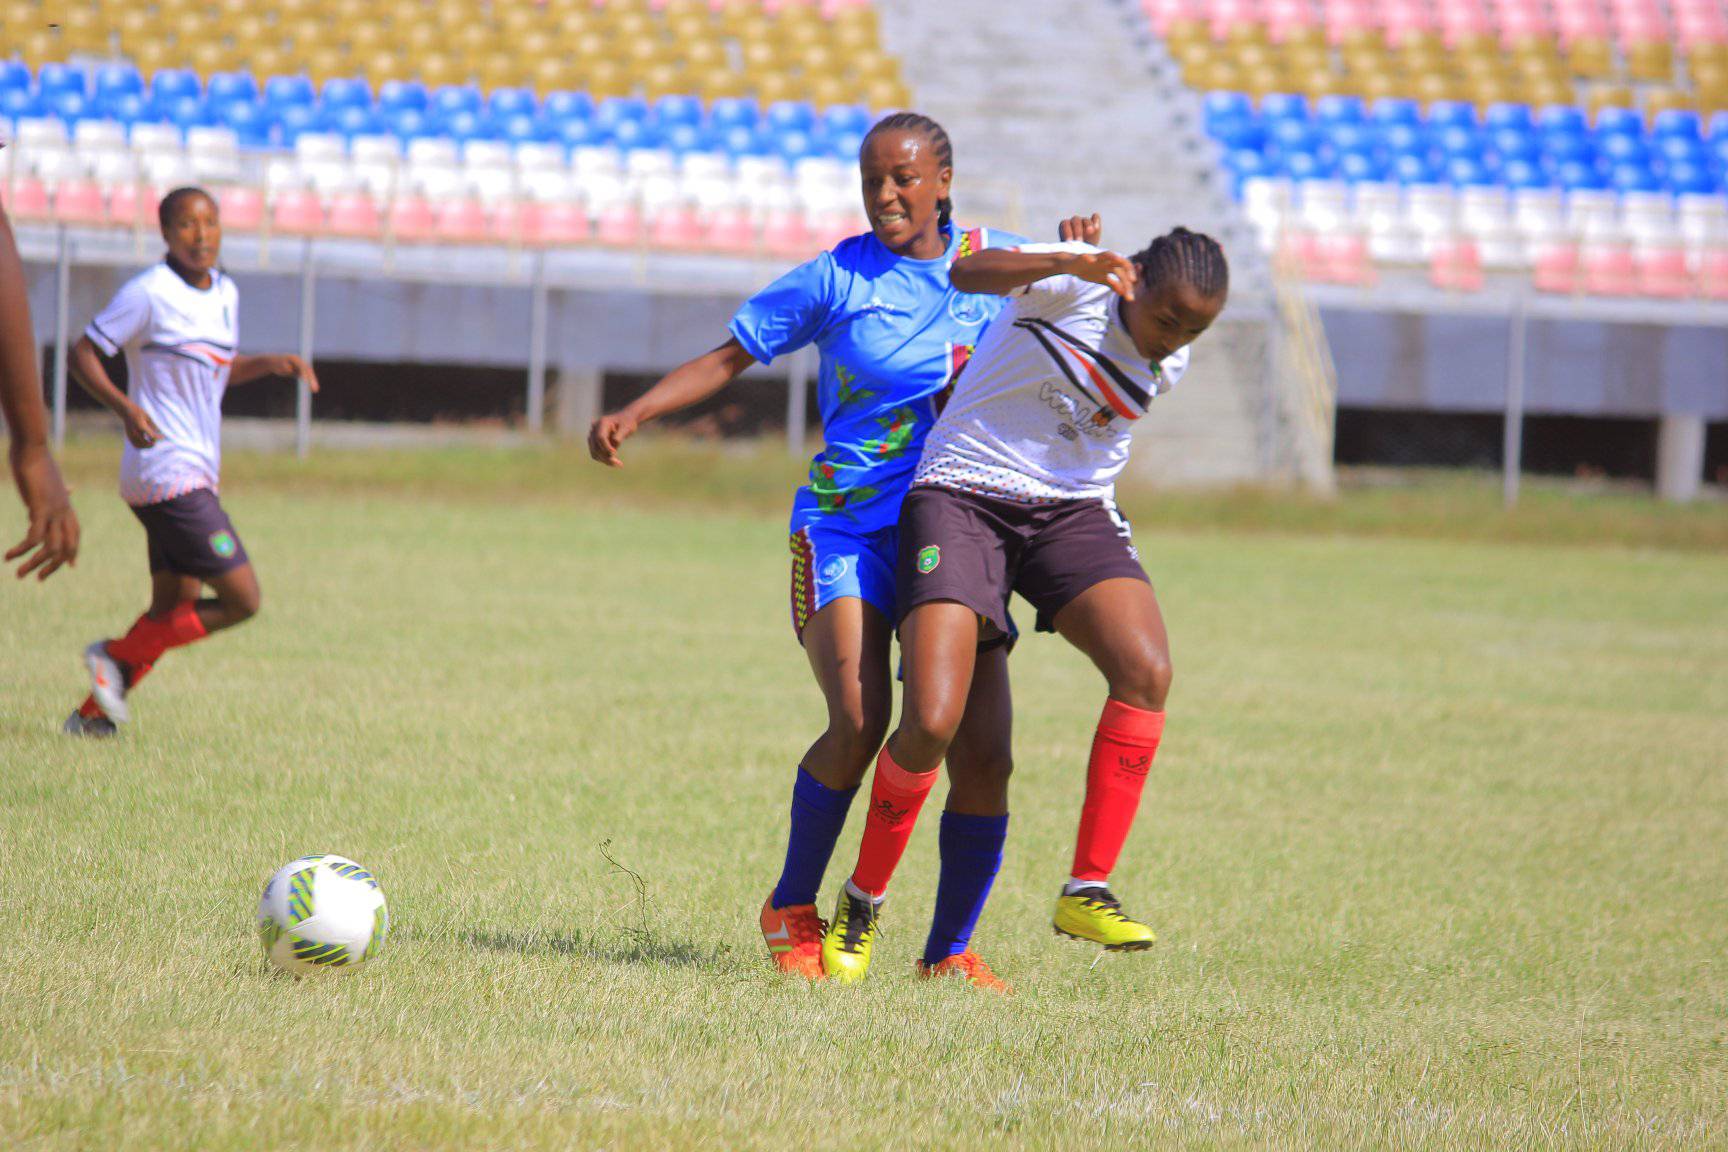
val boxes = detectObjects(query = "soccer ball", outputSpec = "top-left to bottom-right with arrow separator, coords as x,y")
257,854 -> 389,975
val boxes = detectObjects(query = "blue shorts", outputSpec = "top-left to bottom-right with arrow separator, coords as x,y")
788,521 -> 898,641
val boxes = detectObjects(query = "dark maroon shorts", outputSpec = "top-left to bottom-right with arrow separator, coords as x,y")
130,487 -> 250,578
895,484 -> 1149,637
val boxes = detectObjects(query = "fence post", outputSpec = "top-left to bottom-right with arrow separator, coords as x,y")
296,244 -> 316,460
1502,299 -> 1527,508
526,252 -> 548,434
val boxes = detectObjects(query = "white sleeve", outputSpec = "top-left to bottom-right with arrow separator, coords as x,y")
86,275 -> 152,356
1008,241 -> 1098,318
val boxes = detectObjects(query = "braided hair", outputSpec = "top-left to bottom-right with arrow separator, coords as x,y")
158,185 -> 216,230
1131,227 -> 1229,299
860,111 -> 955,230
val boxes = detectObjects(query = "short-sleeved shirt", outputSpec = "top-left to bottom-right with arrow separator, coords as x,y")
729,223 -> 1027,535
914,241 -> 1190,503
86,263 -> 239,508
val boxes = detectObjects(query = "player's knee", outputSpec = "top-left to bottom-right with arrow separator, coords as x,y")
229,584 -> 262,622
898,701 -> 964,761
828,705 -> 889,769
1111,647 -> 1172,711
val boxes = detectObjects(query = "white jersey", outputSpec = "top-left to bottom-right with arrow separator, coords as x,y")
914,242 -> 1189,503
86,264 -> 239,507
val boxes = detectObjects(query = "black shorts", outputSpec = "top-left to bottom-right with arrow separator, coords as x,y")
130,487 -> 250,578
895,484 -> 1148,637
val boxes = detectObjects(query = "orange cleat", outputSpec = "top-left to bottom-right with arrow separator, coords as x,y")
916,951 -> 1012,994
760,897 -> 827,980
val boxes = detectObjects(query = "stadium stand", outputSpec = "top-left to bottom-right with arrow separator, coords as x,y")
1142,0 -> 1728,296
0,0 -> 905,256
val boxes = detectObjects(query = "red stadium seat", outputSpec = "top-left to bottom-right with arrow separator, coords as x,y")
1275,228 -> 1322,279
488,199 -> 525,245
1532,242 -> 1581,293
1636,247 -> 1694,298
1317,232 -> 1375,284
1429,238 -> 1484,292
107,183 -> 148,228
3,177 -> 52,221
216,186 -> 265,232
1699,246 -> 1728,300
326,192 -> 381,239
53,180 -> 108,226
704,206 -> 757,253
648,205 -> 704,249
595,203 -> 643,246
1580,241 -> 1638,295
388,196 -> 437,243
270,189 -> 325,235
434,199 -> 489,243
525,201 -> 590,246
762,210 -> 813,257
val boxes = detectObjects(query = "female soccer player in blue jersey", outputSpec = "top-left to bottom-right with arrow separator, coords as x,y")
591,113 -> 1090,986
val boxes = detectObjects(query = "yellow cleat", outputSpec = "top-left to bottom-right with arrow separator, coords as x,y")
821,887 -> 880,984
1053,887 -> 1156,951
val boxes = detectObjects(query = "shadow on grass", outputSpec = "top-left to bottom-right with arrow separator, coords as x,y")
457,926 -> 731,970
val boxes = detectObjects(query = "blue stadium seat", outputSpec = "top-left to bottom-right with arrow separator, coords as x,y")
1445,156 -> 1493,185
821,104 -> 872,137
1665,161 -> 1715,194
1483,103 -> 1534,133
1224,148 -> 1269,181
542,90 -> 595,124
47,91 -> 90,122
1555,159 -> 1606,189
1325,121 -> 1375,155
652,93 -> 703,128
1543,131 -> 1596,166
487,87 -> 538,121
1338,151 -> 1386,183
713,122 -> 767,156
326,104 -> 382,139
1594,107 -> 1644,138
765,100 -> 818,136
1210,117 -> 1265,151
1268,118 -> 1318,154
1390,153 -> 1439,184
164,96 -> 215,131
273,102 -> 319,143
378,80 -> 429,114
1501,159 -> 1549,188
1656,135 -> 1707,166
37,62 -> 87,100
439,110 -> 498,142
1609,163 -> 1661,192
150,69 -> 201,107
1280,151 -> 1334,180
553,117 -> 610,148
0,88 -> 43,119
217,101 -> 273,148
0,60 -> 29,92
385,107 -> 436,140
94,63 -> 144,103
1490,127 -> 1541,165
607,117 -> 661,150
709,97 -> 760,132
1204,90 -> 1253,123
430,85 -> 483,120
265,75 -> 316,109
1427,101 -> 1479,129
1260,92 -> 1309,122
322,77 -> 373,112
1314,95 -> 1366,125
1650,108 -> 1702,140
1600,133 -> 1650,166
595,96 -> 650,129
774,127 -> 819,162
827,128 -> 864,159
1369,97 -> 1422,127
1381,122 -> 1426,158
1434,125 -> 1484,159
103,92 -> 154,125
498,113 -> 547,145
1538,106 -> 1588,135
660,121 -> 709,153
206,72 -> 259,106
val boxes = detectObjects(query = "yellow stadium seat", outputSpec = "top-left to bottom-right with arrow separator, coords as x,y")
188,41 -> 228,75
1277,25 -> 1328,53
576,59 -> 630,99
1642,87 -> 1695,119
449,24 -> 499,61
1568,39 -> 1616,80
1414,73 -> 1459,103
527,56 -> 570,95
807,74 -> 851,108
131,41 -> 175,77
251,45 -> 292,79
864,78 -> 911,110
696,67 -> 747,100
566,32 -> 610,60
415,52 -> 465,88
658,0 -> 708,20
828,20 -> 880,56
1588,85 -> 1637,118
676,39 -> 727,72
1624,41 -> 1673,84
664,11 -> 713,44
1526,80 -> 1575,108
851,50 -> 901,84
1357,72 -> 1402,102
1224,22 -> 1270,49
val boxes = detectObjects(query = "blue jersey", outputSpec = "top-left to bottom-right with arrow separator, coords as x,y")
729,223 -> 1028,535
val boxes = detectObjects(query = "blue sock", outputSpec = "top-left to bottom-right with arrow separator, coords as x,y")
770,767 -> 858,909
922,811 -> 1010,967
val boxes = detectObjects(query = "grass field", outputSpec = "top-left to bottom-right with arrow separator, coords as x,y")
3,438 -> 1726,1150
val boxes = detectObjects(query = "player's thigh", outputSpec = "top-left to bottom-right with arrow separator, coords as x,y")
947,643 -> 1013,780
800,595 -> 894,735
897,599 -> 981,747
207,562 -> 262,618
149,570 -> 200,614
894,487 -> 1015,640
1051,577 -> 1172,707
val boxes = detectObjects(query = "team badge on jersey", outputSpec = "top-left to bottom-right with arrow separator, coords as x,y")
817,554 -> 850,586
209,530 -> 237,559
916,545 -> 941,574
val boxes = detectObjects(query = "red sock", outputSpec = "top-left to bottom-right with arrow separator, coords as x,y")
850,744 -> 939,899
106,602 -> 208,670
1071,699 -> 1165,883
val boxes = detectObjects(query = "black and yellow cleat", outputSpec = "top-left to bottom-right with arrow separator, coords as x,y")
1053,887 -> 1156,951
821,887 -> 880,984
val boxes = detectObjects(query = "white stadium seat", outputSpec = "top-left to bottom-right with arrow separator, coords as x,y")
294,133 -> 349,164
73,119 -> 129,153
406,137 -> 460,170
513,141 -> 566,173
128,122 -> 183,154
350,134 -> 403,166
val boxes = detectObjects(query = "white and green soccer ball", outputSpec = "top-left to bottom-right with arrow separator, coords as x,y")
257,854 -> 389,975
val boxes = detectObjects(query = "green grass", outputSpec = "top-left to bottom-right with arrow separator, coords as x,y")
3,439 -> 1726,1150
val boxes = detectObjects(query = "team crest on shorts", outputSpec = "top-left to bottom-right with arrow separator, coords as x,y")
817,554 -> 850,586
209,530 -> 237,559
916,545 -> 940,574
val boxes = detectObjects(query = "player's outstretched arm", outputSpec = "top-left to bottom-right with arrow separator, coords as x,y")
0,203 -> 80,580
69,335 -> 162,449
950,247 -> 1138,300
588,337 -> 757,468
230,354 -> 319,393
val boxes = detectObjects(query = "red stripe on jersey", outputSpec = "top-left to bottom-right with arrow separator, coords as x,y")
1055,340 -> 1138,421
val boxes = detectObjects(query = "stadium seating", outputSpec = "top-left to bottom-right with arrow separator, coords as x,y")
1150,0 -> 1728,297
1,1 -> 900,257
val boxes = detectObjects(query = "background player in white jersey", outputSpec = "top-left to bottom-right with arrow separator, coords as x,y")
822,227 -> 1228,977
62,187 -> 317,736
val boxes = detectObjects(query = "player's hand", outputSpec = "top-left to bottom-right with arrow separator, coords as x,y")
121,403 -> 163,449
279,354 -> 320,394
6,441 -> 80,580
1062,250 -> 1138,299
588,411 -> 639,468
1058,213 -> 1103,245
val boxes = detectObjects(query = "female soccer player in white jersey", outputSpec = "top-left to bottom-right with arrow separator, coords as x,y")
822,227 -> 1229,980
591,113 -> 1096,988
62,187 -> 317,736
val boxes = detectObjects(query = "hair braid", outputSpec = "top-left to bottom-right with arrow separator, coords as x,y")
861,111 -> 955,229
1131,227 -> 1229,298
